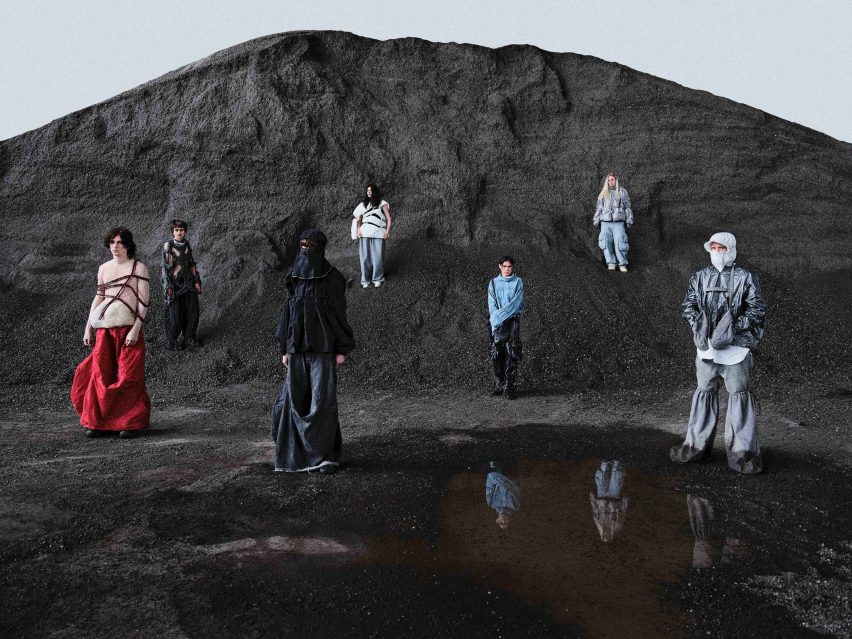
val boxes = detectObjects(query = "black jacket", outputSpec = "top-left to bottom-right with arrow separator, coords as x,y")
275,267 -> 356,355
682,265 -> 766,351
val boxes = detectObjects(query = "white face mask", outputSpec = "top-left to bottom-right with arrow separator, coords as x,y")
710,251 -> 731,272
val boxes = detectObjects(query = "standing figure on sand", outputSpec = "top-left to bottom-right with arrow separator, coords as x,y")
488,255 -> 525,400
352,183 -> 392,288
670,232 -> 766,474
71,227 -> 151,438
272,229 -> 356,474
593,173 -> 633,272
161,219 -> 203,351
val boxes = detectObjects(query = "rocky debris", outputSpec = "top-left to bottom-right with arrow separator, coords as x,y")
1,30 -> 851,407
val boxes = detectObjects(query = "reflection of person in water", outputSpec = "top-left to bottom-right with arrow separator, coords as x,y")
589,460 -> 629,542
687,494 -> 715,568
687,494 -> 748,568
486,462 -> 521,529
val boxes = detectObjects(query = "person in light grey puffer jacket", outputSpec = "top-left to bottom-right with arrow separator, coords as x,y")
670,232 -> 767,475
593,173 -> 633,272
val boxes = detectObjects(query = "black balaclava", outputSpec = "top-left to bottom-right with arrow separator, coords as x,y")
291,229 -> 331,279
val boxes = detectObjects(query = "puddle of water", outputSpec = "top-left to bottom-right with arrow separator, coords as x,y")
351,458 -> 740,638
187,458 -> 751,638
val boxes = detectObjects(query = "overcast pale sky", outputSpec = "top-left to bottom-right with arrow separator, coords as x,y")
1,0 -> 850,142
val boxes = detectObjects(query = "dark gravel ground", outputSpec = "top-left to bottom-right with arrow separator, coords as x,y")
1,384 -> 850,638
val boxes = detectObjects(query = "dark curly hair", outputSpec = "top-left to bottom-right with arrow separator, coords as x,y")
103,226 -> 136,258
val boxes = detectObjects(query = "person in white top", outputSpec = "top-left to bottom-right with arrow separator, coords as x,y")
352,184 -> 392,288
670,232 -> 766,474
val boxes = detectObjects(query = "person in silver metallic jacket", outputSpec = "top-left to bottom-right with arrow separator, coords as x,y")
670,232 -> 766,474
593,173 -> 633,272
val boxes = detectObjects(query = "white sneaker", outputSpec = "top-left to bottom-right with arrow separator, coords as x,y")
607,264 -> 616,271
361,282 -> 370,288
619,265 -> 628,272
373,281 -> 382,288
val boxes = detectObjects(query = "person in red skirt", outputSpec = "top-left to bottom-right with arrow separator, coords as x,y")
71,227 -> 151,438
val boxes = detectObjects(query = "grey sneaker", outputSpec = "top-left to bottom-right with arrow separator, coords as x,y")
607,264 -> 616,271
373,281 -> 382,288
619,265 -> 628,272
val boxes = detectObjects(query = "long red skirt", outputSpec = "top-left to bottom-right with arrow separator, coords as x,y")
71,326 -> 150,431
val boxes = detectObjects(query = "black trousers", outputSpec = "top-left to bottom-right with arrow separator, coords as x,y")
163,291 -> 200,343
491,318 -> 522,391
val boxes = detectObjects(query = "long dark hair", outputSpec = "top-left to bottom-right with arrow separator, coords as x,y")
103,226 -> 137,258
362,183 -> 382,208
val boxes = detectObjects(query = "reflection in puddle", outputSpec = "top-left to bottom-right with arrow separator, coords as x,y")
356,459 -> 744,638
590,460 -> 628,542
485,461 -> 521,529
687,494 -> 748,569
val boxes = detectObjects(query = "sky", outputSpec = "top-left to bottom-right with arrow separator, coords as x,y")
1,0 -> 850,142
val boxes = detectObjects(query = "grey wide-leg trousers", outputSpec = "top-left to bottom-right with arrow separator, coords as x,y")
359,237 -> 385,284
670,353 -> 762,474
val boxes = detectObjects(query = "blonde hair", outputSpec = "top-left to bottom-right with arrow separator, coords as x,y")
598,173 -> 620,200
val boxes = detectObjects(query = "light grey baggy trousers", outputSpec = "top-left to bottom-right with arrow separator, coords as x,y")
358,237 -> 385,284
670,353 -> 762,474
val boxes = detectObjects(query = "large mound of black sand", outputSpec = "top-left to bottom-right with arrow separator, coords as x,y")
1,31 -> 851,407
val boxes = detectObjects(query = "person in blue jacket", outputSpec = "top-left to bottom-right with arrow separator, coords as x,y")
487,255 -> 525,399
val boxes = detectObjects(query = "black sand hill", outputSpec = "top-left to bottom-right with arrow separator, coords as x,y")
1,30 -> 851,406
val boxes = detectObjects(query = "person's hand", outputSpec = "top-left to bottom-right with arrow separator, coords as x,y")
335,354 -> 345,368
194,282 -> 202,294
383,231 -> 389,240
282,354 -> 289,367
125,327 -> 140,347
83,326 -> 94,347
356,227 -> 363,239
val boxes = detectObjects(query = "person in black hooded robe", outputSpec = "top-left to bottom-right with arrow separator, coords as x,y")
271,229 -> 356,474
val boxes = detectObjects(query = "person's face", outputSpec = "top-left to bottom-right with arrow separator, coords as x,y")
709,242 -> 728,253
109,235 -> 128,260
172,227 -> 186,241
366,186 -> 373,199
496,512 -> 511,529
499,261 -> 514,276
607,175 -> 616,188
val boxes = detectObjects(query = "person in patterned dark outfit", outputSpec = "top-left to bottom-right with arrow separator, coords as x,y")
161,219 -> 202,350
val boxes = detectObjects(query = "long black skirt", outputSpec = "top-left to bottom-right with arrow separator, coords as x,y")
271,352 -> 341,472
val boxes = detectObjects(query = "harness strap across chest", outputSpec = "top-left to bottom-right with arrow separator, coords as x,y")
97,259 -> 150,320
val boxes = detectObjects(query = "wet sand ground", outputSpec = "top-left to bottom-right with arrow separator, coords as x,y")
1,384 -> 850,638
